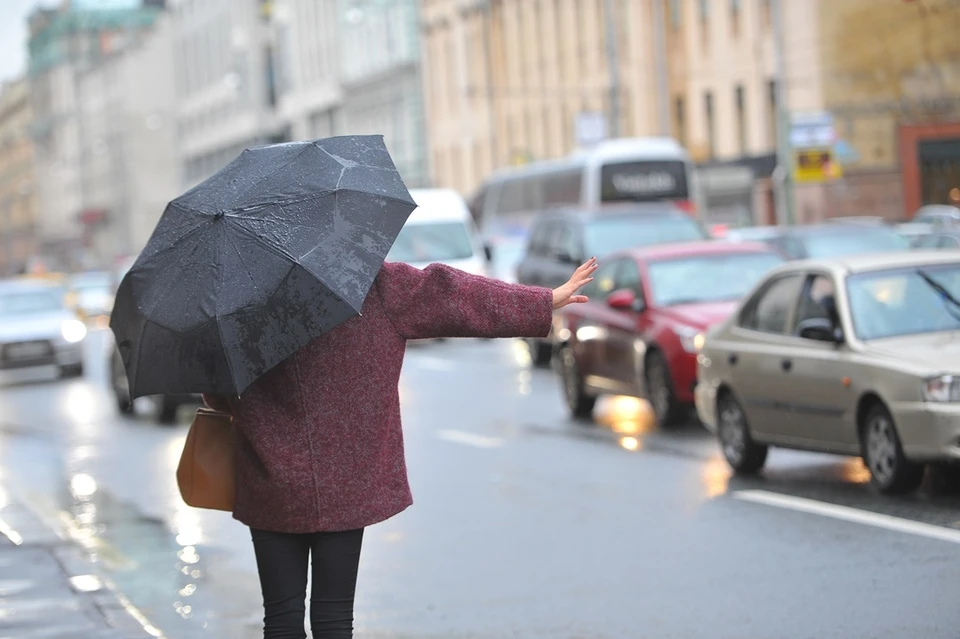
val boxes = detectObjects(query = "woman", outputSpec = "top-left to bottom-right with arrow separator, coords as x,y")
204,257 -> 597,639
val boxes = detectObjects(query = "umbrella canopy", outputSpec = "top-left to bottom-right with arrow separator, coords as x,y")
110,135 -> 417,399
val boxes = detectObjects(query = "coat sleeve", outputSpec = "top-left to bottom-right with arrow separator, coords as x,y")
375,261 -> 554,340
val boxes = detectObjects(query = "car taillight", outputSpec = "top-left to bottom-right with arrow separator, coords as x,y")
674,199 -> 697,216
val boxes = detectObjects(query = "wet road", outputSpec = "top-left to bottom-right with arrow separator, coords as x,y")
0,329 -> 959,638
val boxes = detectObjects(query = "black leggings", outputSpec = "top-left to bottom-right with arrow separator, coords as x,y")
250,527 -> 364,639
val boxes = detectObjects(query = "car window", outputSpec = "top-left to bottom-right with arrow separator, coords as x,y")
581,259 -> 621,300
800,228 -> 910,258
0,290 -> 63,315
387,222 -> 476,263
529,222 -> 553,257
912,234 -> 938,249
847,265 -> 960,340
646,252 -> 784,306
582,215 -> 706,257
615,259 -> 643,297
793,274 -> 836,335
739,274 -> 804,334
552,224 -> 581,260
940,235 -> 960,249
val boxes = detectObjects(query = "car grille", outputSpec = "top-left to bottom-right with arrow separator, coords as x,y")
1,340 -> 54,368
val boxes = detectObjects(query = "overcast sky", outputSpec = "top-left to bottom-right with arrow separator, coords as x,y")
0,0 -> 51,83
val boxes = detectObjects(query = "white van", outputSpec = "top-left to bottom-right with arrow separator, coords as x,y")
387,188 -> 489,276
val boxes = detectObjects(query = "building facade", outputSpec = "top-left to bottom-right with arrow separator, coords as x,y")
76,13 -> 180,262
338,0 -> 428,188
269,0 -> 343,141
816,0 -> 960,220
172,0 -> 288,191
421,0 -> 668,197
0,78 -> 39,275
27,2 -> 165,270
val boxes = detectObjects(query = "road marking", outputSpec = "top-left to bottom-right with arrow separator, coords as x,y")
414,357 -> 457,372
735,490 -> 960,545
436,429 -> 503,449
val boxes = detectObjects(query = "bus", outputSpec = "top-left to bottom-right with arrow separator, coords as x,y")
470,137 -> 703,235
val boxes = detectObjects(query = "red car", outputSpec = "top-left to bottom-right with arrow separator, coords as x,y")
554,241 -> 784,425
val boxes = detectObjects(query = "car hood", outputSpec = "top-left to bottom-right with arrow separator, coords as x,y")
867,331 -> 960,374
0,311 -> 75,342
659,300 -> 739,330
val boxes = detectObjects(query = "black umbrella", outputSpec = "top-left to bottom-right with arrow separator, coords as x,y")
110,135 -> 417,399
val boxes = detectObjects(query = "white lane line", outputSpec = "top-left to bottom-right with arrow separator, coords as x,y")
436,429 -> 504,449
734,489 -> 960,546
414,357 -> 457,372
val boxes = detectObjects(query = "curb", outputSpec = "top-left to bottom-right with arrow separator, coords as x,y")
0,488 -> 164,639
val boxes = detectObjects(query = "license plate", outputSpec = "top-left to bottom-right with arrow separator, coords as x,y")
4,341 -> 51,359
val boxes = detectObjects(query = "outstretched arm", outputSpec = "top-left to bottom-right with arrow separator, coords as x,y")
377,258 -> 597,341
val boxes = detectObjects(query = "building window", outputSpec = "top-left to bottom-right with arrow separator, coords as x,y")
735,84 -> 746,155
767,79 -> 778,150
669,0 -> 681,29
698,0 -> 709,21
704,91 -> 715,159
730,0 -> 741,37
674,95 -> 686,147
762,0 -> 772,26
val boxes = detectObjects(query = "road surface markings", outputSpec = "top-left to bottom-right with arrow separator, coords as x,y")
735,489 -> 960,545
436,429 -> 504,449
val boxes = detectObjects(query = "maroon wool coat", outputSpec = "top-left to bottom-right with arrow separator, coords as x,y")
214,261 -> 553,533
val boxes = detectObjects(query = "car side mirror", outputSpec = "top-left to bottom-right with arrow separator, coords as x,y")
483,244 -> 493,261
797,317 -> 844,344
554,248 -> 580,265
607,288 -> 644,312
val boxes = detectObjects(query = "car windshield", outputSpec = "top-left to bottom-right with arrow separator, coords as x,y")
0,290 -> 63,316
387,222 -> 476,263
801,228 -> 909,258
647,252 -> 785,306
847,263 -> 960,340
583,216 -> 707,257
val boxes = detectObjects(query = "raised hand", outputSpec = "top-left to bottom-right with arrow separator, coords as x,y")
552,257 -> 599,310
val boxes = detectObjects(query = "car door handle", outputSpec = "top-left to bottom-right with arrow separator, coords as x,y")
728,353 -> 738,366
781,359 -> 792,372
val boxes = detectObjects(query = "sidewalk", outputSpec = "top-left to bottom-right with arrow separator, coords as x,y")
0,487 -> 161,639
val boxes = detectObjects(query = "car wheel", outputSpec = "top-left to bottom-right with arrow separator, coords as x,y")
861,403 -> 924,494
559,346 -> 596,420
156,396 -> 180,425
527,338 -> 552,368
717,392 -> 768,474
644,351 -> 683,427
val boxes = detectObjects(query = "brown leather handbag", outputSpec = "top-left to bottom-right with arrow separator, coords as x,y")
177,407 -> 236,511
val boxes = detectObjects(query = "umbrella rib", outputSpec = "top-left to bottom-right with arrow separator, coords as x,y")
135,211 -> 208,269
223,189 -> 414,222
314,144 -> 398,172
231,144 -> 316,205
215,223 -> 242,394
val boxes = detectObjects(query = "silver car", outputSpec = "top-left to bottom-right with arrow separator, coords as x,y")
0,280 -> 86,376
695,251 -> 960,493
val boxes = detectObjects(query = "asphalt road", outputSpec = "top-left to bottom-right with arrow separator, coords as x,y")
0,329 -> 958,638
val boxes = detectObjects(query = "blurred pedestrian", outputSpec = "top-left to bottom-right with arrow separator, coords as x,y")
203,257 -> 597,639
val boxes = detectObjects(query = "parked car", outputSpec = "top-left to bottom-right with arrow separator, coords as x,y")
553,241 -> 784,425
695,250 -> 960,493
517,203 -> 709,365
909,229 -> 960,250
109,338 -> 199,423
107,257 -> 200,423
65,271 -> 114,326
386,188 -> 489,276
913,204 -> 960,226
724,222 -> 909,260
0,280 -> 86,377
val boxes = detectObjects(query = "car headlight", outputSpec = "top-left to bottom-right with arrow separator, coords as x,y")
677,327 -> 706,353
921,374 -> 960,402
61,319 -> 87,343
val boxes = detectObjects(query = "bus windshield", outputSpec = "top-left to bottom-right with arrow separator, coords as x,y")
599,160 -> 689,203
